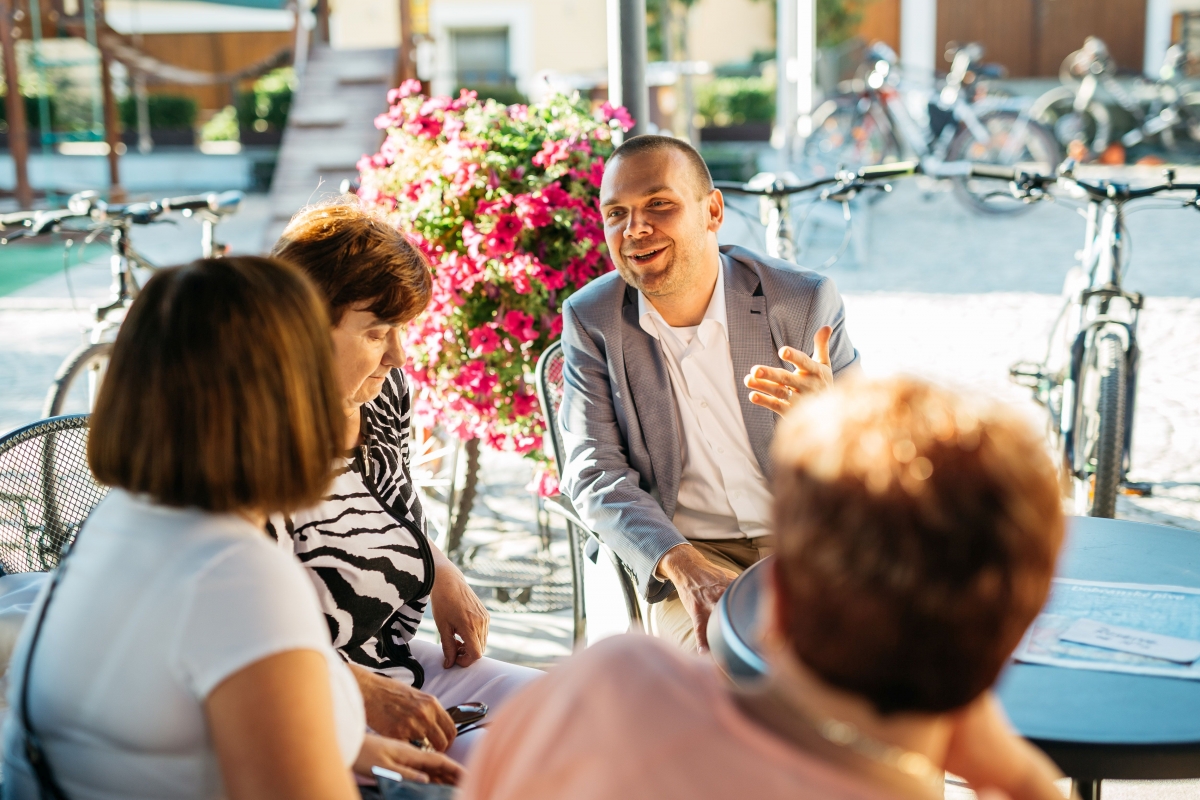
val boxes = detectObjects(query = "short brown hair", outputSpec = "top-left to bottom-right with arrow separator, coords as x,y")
271,199 -> 433,326
609,134 -> 715,196
771,378 -> 1063,715
89,257 -> 344,513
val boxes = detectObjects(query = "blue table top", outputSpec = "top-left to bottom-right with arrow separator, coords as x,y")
997,516 -> 1200,747
713,515 -> 1200,778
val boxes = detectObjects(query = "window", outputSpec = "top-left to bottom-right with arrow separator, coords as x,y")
452,28 -> 512,87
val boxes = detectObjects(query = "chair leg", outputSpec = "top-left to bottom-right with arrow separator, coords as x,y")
1071,779 -> 1100,800
565,522 -> 587,649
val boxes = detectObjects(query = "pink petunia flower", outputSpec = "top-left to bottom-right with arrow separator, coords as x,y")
527,468 -> 560,498
469,325 -> 501,354
502,310 -> 538,343
600,102 -> 635,132
532,138 -> 572,168
510,389 -> 539,417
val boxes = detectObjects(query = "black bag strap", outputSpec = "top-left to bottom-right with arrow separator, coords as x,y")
18,562 -> 72,800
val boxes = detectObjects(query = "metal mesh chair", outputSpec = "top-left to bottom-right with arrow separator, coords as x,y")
0,415 -> 106,574
535,341 -> 644,648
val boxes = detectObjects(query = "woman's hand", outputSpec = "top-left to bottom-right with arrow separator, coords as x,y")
354,733 -> 465,785
350,664 -> 458,751
944,693 -> 1067,800
430,553 -> 490,669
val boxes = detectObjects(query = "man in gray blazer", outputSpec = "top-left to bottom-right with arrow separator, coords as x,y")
559,135 -> 860,652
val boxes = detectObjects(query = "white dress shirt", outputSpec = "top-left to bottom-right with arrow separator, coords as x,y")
638,266 -> 773,544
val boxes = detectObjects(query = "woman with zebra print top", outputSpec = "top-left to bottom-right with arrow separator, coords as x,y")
272,202 -> 541,765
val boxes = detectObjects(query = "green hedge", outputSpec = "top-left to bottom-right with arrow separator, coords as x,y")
236,67 -> 294,131
698,77 -> 774,128
118,94 -> 198,131
458,84 -> 528,106
0,95 -> 55,129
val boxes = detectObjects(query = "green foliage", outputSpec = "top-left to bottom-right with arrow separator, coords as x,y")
457,84 -> 528,106
818,0 -> 871,47
200,105 -> 239,142
0,95 -> 54,130
702,145 -> 759,182
236,67 -> 295,131
117,94 -> 198,131
745,0 -> 872,47
698,76 -> 774,127
646,0 -> 667,61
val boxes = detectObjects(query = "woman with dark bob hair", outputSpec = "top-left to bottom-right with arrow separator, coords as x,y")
271,201 -> 540,762
1,257 -> 460,799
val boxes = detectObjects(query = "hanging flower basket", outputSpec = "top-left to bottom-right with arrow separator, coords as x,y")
357,82 -> 632,534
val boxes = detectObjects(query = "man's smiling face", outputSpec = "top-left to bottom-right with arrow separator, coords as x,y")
599,147 -> 723,299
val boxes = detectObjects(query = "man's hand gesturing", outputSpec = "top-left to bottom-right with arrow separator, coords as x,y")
745,325 -> 834,416
658,545 -> 739,654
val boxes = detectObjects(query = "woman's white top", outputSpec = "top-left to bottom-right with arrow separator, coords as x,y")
0,489 -> 365,800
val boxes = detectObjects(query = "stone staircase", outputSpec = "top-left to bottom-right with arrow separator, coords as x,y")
262,45 -> 395,249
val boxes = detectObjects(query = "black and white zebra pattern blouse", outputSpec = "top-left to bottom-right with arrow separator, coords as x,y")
270,369 -> 435,688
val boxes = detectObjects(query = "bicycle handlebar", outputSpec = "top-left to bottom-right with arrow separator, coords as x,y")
859,162 -> 921,180
1,190 -> 245,240
161,191 -> 244,216
715,161 -> 921,197
968,164 -> 1019,181
968,162 -> 1200,202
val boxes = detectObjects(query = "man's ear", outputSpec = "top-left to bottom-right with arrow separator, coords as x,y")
707,188 -> 725,233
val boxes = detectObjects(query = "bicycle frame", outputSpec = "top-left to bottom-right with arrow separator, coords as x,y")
861,54 -> 1033,166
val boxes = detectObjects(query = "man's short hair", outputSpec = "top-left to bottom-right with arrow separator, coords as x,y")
89,256 -> 344,514
609,134 -> 715,197
272,198 -> 433,326
771,378 -> 1064,715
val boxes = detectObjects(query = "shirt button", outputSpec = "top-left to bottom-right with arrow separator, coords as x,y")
717,447 -> 725,454
700,401 -> 708,409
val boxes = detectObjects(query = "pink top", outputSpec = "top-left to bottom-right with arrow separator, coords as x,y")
459,634 -> 900,800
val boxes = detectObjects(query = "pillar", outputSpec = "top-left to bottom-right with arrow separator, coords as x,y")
607,0 -> 649,137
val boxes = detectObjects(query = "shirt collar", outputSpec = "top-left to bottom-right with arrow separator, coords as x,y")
637,259 -> 728,341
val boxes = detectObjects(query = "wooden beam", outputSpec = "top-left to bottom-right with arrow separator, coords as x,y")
99,43 -> 124,199
396,0 -> 416,86
0,0 -> 33,207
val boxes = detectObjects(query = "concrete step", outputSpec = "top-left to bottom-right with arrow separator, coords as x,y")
263,44 -> 395,249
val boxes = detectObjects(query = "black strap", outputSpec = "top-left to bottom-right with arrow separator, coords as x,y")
19,563 -> 72,800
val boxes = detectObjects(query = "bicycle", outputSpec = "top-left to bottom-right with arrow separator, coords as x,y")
1030,37 -> 1200,160
0,190 -> 243,416
805,42 -> 1061,215
715,161 -> 921,263
970,161 -> 1200,517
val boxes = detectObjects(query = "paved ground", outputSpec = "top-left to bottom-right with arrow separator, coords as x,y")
4,177 -> 1200,795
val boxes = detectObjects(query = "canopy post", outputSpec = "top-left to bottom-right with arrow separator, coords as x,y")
99,44 -> 124,200
396,0 -> 416,86
0,0 -> 33,207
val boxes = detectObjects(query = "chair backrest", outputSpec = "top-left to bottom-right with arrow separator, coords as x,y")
535,340 -> 568,469
0,415 -> 107,574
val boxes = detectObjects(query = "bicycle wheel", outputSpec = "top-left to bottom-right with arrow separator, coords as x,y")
43,342 -> 114,417
1073,332 -> 1126,518
946,110 -> 1061,215
803,96 -> 893,177
1029,86 -> 1112,158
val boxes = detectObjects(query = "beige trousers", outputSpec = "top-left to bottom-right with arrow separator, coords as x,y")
648,537 -> 772,653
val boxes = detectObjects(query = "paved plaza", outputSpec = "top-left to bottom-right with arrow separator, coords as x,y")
3,177 -> 1200,796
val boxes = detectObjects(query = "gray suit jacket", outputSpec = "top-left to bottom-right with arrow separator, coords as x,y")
559,245 -> 860,602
